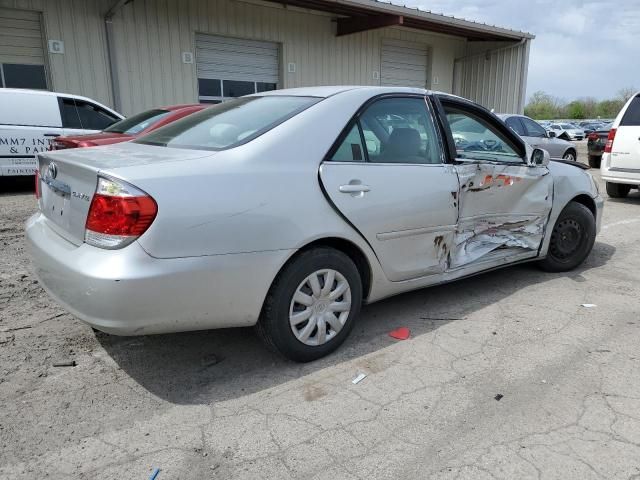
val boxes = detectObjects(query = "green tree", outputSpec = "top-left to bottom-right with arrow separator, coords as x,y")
566,101 -> 586,119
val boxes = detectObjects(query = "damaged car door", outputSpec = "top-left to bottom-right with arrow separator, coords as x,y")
439,98 -> 553,269
319,96 -> 459,282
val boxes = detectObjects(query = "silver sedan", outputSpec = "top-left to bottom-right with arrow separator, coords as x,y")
26,87 -> 603,362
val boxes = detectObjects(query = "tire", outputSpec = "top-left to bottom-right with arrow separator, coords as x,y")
256,247 -> 362,362
563,150 -> 577,162
588,155 -> 601,169
606,182 -> 631,198
538,202 -> 596,272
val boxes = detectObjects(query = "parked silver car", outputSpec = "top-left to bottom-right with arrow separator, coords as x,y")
26,87 -> 603,362
499,114 -> 579,161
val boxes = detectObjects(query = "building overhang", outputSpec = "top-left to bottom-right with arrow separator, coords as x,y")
274,0 -> 534,41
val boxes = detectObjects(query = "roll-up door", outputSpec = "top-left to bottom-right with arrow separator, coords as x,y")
195,34 -> 279,103
0,7 -> 47,89
380,39 -> 428,88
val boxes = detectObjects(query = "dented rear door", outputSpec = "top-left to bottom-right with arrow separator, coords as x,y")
439,97 -> 553,269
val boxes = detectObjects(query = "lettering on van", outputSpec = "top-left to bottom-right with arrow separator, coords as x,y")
0,136 -> 53,155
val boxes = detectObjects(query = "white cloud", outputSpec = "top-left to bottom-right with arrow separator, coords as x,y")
402,0 -> 639,100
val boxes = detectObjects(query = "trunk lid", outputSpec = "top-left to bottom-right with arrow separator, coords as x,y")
37,142 -> 214,245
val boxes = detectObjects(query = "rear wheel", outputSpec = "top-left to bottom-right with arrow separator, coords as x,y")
588,155 -> 601,168
563,150 -> 577,161
256,247 -> 362,362
539,202 -> 596,272
606,182 -> 631,198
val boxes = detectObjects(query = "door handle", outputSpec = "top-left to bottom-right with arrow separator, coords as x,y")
43,133 -> 61,137
339,184 -> 371,194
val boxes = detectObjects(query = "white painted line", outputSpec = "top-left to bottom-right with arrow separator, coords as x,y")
602,218 -> 640,230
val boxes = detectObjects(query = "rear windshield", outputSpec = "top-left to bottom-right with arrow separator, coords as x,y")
620,96 -> 640,126
104,109 -> 170,134
135,96 -> 321,151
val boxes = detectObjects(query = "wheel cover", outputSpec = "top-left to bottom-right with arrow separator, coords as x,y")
550,218 -> 583,260
564,152 -> 575,161
289,269 -> 352,347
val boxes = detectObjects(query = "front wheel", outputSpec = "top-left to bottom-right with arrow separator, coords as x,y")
538,202 -> 596,272
256,247 -> 362,362
563,150 -> 577,162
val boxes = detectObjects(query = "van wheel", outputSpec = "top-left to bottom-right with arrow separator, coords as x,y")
606,182 -> 631,198
588,155 -> 601,168
256,247 -> 362,362
539,202 -> 596,272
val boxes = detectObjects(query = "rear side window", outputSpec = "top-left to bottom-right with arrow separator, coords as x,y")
136,96 -> 320,151
505,117 -> 525,136
620,96 -> 640,126
104,109 -> 170,135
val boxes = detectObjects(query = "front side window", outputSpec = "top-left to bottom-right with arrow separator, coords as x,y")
75,100 -> 119,130
445,106 -> 522,163
136,96 -> 320,151
521,117 -> 547,138
104,109 -> 170,135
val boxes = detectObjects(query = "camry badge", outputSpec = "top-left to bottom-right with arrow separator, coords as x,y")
47,162 -> 58,180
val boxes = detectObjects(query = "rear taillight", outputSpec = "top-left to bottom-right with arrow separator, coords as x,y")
84,177 -> 157,249
35,169 -> 41,199
604,128 -> 617,153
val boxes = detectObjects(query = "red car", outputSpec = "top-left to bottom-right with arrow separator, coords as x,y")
50,104 -> 207,150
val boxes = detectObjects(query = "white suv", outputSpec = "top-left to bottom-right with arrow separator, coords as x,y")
601,92 -> 640,198
0,89 -> 123,177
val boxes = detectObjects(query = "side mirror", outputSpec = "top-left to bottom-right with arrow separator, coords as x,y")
548,131 -> 556,138
531,148 -> 550,167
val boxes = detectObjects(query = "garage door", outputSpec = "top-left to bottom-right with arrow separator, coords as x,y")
0,7 -> 47,89
195,34 -> 279,103
381,39 -> 428,88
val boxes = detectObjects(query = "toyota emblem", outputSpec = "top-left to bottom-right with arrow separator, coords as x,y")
47,162 -> 58,180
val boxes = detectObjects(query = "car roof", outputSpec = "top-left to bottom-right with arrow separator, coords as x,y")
0,88 -> 101,104
254,85 -> 432,98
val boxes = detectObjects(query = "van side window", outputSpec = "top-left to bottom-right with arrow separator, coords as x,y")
59,98 -> 82,129
74,100 -> 119,130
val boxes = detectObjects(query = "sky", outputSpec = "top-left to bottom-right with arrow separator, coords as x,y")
402,0 -> 639,102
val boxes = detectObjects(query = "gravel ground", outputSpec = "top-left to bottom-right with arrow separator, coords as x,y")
1,143 -> 640,479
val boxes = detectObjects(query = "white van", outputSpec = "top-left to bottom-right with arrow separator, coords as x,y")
601,92 -> 640,198
0,89 -> 123,176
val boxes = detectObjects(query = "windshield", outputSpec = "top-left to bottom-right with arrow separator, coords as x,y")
135,96 -> 321,151
104,109 -> 171,134
560,124 -> 574,129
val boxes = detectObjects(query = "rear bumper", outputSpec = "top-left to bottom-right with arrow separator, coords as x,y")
600,153 -> 640,185
25,213 -> 293,335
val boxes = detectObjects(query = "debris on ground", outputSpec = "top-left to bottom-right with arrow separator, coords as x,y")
581,304 -> 597,308
0,333 -> 15,345
201,353 -> 221,368
52,360 -> 77,367
149,467 -> 161,480
352,373 -> 367,385
494,394 -> 504,401
388,327 -> 411,340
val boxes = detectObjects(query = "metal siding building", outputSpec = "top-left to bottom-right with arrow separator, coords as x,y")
0,0 -> 533,116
